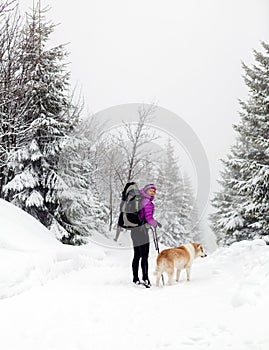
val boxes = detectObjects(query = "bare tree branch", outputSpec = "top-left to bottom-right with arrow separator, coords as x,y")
109,102 -> 160,183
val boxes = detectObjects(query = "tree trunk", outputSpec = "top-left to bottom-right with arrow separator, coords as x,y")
109,180 -> 113,231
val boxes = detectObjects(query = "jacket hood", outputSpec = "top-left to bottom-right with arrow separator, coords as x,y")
140,188 -> 154,201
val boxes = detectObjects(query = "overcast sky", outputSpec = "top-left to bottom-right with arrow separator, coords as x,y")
19,0 -> 269,198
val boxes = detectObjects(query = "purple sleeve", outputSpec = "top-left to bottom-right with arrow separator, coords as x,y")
141,199 -> 158,227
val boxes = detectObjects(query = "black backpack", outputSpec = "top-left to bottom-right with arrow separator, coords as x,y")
118,182 -> 145,229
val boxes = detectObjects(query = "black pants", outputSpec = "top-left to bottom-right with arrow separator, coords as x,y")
130,225 -> 150,282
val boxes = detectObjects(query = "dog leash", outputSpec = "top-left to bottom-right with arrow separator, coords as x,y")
150,226 -> 165,286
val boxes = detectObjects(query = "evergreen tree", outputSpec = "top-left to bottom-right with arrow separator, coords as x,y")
4,2 -> 77,229
56,118 -> 109,244
211,42 -> 269,245
181,173 -> 201,242
156,139 -> 197,246
210,142 -> 253,245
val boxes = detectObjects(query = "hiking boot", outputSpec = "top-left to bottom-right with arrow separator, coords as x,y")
133,279 -> 141,285
143,279 -> 151,287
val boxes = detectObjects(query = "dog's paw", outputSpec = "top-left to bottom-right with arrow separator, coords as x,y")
168,281 -> 177,286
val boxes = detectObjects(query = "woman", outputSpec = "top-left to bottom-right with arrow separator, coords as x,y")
130,183 -> 161,287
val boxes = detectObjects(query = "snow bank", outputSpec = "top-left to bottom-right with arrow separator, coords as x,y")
0,199 -> 57,251
0,199 -> 106,299
209,239 -> 269,309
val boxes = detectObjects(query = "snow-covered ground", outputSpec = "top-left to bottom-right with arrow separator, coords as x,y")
0,199 -> 269,350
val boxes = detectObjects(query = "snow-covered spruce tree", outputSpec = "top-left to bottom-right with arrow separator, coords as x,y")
156,139 -> 196,246
211,42 -> 269,245
57,118 -> 109,244
181,173 -> 202,242
4,2 -> 77,229
210,140 -> 254,245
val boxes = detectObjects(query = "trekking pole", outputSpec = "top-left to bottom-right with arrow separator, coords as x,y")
151,227 -> 165,286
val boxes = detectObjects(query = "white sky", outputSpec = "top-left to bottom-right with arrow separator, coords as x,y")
19,0 -> 269,199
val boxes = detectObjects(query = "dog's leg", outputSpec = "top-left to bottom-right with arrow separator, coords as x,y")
156,272 -> 161,287
167,269 -> 174,285
186,266 -> 191,281
176,269 -> 181,282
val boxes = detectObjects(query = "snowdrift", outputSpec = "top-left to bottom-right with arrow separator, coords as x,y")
0,199 -> 58,251
0,199 -> 105,299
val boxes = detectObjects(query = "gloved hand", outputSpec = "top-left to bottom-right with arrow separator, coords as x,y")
157,221 -> 162,228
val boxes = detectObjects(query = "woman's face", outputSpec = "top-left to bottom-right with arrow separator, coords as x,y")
146,188 -> 156,197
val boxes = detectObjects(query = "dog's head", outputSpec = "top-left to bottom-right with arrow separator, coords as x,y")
193,243 -> 207,258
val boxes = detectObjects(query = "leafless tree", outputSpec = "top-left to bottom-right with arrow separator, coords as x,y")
0,0 -> 17,16
0,1 -> 22,196
112,102 -> 159,184
103,102 -> 159,234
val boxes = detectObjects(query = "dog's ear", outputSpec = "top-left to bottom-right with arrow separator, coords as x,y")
197,244 -> 204,251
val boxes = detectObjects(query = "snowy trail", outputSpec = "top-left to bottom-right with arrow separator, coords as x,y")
1,239 -> 269,350
1,200 -> 269,350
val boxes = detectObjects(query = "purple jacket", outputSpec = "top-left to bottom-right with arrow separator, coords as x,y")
139,188 -> 158,227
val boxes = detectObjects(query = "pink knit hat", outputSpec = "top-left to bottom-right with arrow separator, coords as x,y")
143,183 -> 156,192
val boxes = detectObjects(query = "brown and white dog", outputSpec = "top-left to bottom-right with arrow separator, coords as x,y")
155,243 -> 207,287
